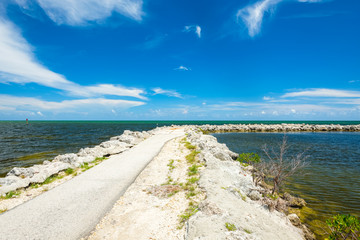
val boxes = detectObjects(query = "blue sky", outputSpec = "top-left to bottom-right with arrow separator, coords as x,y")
0,0 -> 359,120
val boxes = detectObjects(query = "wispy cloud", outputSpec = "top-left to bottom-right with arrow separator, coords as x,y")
236,0 -> 324,37
263,96 -> 273,100
297,0 -> 323,2
174,66 -> 190,71
14,0 -> 144,26
152,88 -> 183,98
0,19 -> 146,100
237,0 -> 281,37
349,80 -> 360,84
0,94 -> 145,112
282,88 -> 360,98
184,25 -> 201,38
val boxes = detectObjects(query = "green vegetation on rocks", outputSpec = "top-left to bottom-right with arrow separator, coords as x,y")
326,214 -> 360,240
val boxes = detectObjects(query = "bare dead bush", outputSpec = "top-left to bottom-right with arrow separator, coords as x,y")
259,135 -> 310,194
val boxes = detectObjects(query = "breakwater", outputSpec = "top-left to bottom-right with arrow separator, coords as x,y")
197,123 -> 360,132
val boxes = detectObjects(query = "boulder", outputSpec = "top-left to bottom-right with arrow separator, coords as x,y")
283,192 -> 306,208
6,167 -> 36,178
248,190 -> 262,201
0,176 -> 30,196
29,162 -> 70,183
288,214 -> 301,227
53,153 -> 78,166
77,146 -> 107,158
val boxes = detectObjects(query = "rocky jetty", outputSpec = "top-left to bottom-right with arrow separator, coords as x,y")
0,129 -> 154,196
196,123 -> 360,133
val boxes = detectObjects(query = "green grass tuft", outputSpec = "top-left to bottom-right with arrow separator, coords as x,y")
1,190 -> 21,199
185,150 -> 200,164
225,222 -> 237,231
64,168 -> 74,175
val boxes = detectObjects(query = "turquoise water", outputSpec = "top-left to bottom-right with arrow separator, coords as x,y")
213,132 -> 360,238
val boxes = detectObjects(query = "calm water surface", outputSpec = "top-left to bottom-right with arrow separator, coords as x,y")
213,132 -> 360,238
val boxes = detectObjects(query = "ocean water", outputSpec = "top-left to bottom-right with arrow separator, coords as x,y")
213,132 -> 360,238
0,120 -> 359,176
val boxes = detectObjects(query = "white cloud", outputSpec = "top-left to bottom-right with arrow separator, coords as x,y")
15,0 -> 144,26
261,111 -> 266,114
0,19 -> 146,100
174,66 -> 190,71
237,0 -> 323,37
111,109 -> 116,114
298,0 -> 323,2
152,88 -> 183,98
291,109 -> 296,113
0,94 -> 145,112
184,25 -> 201,38
182,109 -> 189,114
237,0 -> 281,37
263,96 -> 273,100
282,88 -> 360,98
37,111 -> 44,116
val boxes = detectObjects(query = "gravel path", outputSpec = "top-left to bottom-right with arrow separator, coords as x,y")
0,128 -> 185,240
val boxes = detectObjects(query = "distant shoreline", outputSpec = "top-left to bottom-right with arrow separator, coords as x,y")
1,120 -> 360,126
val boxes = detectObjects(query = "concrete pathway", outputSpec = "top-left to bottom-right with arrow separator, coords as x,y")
0,128 -> 185,240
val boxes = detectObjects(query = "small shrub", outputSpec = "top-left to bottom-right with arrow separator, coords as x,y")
326,214 -> 360,240
225,222 -> 237,231
188,164 -> 199,176
237,153 -> 260,165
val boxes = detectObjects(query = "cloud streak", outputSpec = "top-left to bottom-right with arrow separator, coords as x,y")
0,18 -> 146,100
14,0 -> 144,26
152,88 -> 183,98
0,94 -> 145,112
282,88 -> 360,98
174,66 -> 190,71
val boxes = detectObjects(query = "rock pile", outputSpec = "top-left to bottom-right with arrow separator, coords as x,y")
184,128 -> 309,240
197,123 -> 360,133
0,130 -> 152,196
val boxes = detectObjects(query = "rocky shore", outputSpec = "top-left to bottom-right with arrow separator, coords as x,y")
0,128 -> 159,198
0,125 -> 320,239
196,123 -> 360,133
